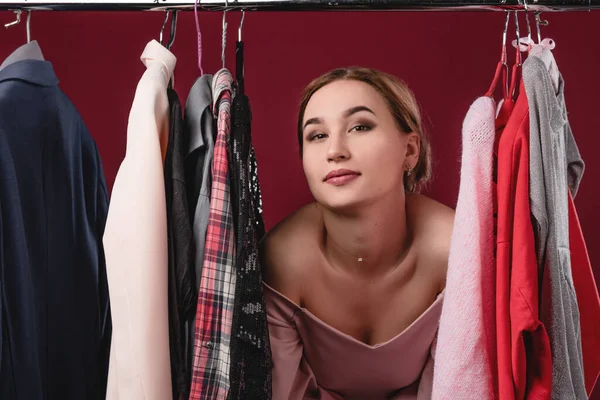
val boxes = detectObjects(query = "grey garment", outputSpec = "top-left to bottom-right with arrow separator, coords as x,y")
0,41 -> 44,70
524,55 -> 586,400
184,74 -> 215,291
565,123 -> 585,198
183,74 -> 215,377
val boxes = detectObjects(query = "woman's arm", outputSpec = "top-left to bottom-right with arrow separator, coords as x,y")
264,284 -> 307,398
260,211 -> 342,400
264,284 -> 342,400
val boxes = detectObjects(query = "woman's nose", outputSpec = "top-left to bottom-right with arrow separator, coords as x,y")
327,135 -> 350,162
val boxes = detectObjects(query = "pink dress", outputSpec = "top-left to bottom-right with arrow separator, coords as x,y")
265,283 -> 445,400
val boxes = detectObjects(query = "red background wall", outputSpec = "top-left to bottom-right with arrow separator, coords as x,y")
1,9 -> 599,398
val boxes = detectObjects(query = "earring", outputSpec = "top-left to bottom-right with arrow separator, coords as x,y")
406,164 -> 413,177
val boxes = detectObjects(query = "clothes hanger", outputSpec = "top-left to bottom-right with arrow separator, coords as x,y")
508,10 -> 522,101
159,10 -> 177,51
159,11 -> 178,88
194,0 -> 204,75
238,10 -> 245,44
534,11 -> 552,46
485,11 -> 510,99
159,11 -> 169,46
520,0 -> 533,48
1,9 -> 44,71
535,12 -> 549,44
511,0 -> 538,54
4,10 -> 31,43
531,10 -> 559,90
26,10 -> 31,43
167,11 -> 178,51
1,8 -> 45,72
4,10 -> 21,29
236,11 -> 246,95
221,0 -> 229,70
522,0 -> 533,48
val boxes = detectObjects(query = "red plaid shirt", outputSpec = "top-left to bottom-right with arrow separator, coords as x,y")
189,69 -> 236,400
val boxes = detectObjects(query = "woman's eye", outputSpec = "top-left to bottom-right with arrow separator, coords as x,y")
309,133 -> 327,141
350,125 -> 371,132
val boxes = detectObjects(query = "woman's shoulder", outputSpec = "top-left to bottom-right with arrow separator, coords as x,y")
407,193 -> 455,291
407,192 -> 455,228
260,203 -> 323,304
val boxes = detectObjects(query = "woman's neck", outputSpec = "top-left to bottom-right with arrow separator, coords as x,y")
320,190 -> 412,278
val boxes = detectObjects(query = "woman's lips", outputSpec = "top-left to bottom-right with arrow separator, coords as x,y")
326,174 -> 359,186
324,170 -> 360,186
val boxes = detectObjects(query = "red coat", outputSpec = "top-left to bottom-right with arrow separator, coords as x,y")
495,84 -> 552,400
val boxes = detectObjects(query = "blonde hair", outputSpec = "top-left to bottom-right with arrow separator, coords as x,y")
297,67 -> 432,192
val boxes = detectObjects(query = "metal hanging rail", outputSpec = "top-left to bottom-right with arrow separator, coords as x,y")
0,0 -> 598,12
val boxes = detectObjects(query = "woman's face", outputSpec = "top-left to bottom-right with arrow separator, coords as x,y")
301,79 -> 419,212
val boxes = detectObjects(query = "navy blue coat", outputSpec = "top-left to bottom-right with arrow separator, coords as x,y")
0,59 -> 111,399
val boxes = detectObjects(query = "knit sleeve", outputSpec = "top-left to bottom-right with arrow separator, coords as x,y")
432,96 -> 497,399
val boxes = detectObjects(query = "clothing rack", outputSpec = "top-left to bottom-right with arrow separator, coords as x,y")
0,0 -> 599,12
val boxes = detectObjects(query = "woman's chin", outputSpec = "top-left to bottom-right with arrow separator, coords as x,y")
317,196 -> 370,215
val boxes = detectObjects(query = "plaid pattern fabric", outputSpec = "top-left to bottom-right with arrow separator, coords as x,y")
189,69 -> 236,400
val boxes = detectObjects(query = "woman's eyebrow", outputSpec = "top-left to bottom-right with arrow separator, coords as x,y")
303,106 -> 376,131
343,105 -> 376,118
303,117 -> 323,130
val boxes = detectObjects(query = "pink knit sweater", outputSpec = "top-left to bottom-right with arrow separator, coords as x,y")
432,96 -> 497,399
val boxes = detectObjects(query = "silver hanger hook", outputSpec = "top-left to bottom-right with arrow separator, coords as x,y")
513,11 -> 522,65
514,11 -> 520,47
26,10 -> 31,43
4,10 -> 22,29
534,12 -> 549,44
535,12 -> 542,43
238,10 -> 245,42
167,11 -> 178,50
159,10 -> 170,46
159,10 -> 178,50
502,11 -> 510,51
222,0 -> 229,68
5,10 -> 31,43
523,0 -> 532,43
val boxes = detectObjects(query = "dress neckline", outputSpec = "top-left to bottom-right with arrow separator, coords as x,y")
263,282 -> 445,350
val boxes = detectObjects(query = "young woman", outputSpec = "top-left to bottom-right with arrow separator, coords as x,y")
261,67 -> 454,399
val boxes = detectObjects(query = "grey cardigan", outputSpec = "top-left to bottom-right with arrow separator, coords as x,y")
524,54 -> 586,400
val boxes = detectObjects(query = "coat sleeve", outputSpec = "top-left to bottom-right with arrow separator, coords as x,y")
103,40 -> 175,400
95,150 -> 112,400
